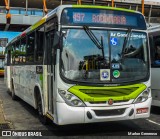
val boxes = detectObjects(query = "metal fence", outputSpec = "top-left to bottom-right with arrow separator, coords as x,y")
0,6 -> 44,16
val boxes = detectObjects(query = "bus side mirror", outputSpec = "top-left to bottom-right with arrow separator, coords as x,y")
53,31 -> 60,48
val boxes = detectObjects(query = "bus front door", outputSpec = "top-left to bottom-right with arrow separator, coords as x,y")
46,31 -> 55,115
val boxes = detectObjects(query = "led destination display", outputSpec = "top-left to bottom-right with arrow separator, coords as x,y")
61,8 -> 146,29
73,12 -> 136,26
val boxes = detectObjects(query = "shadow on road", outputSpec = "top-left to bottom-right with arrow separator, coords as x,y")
151,106 -> 160,115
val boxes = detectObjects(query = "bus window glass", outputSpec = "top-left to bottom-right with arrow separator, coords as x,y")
153,37 -> 160,66
61,29 -> 148,83
0,46 -> 5,55
20,37 -> 27,63
36,27 -> 44,63
26,32 -> 35,63
111,31 -> 148,82
0,59 -> 4,69
13,41 -> 20,64
11,44 -> 15,64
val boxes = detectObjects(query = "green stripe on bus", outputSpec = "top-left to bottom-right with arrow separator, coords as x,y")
68,84 -> 146,102
39,74 -> 43,89
31,17 -> 46,31
72,5 -> 135,13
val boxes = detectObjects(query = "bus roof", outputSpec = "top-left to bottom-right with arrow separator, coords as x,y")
7,5 -> 142,46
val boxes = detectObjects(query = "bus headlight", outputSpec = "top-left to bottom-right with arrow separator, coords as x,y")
58,89 -> 85,107
133,88 -> 151,104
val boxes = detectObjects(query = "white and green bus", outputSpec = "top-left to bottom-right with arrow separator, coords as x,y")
5,5 -> 151,125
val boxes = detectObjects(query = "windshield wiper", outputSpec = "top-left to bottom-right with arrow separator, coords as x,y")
121,28 -> 132,58
83,25 -> 105,59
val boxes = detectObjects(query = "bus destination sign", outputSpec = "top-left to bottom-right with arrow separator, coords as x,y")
73,12 -> 128,25
61,8 -> 146,29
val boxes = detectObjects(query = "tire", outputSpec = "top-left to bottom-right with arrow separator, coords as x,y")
37,94 -> 48,125
11,83 -> 18,100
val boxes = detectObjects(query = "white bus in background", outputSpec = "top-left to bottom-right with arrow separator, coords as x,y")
148,25 -> 160,107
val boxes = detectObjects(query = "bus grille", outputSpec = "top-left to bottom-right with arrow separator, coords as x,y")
93,108 -> 126,116
89,100 -> 129,104
80,87 -> 138,97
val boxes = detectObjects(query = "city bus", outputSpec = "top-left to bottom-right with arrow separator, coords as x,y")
5,5 -> 151,125
0,55 -> 5,76
148,25 -> 160,107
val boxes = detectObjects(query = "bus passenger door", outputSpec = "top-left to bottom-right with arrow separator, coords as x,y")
46,31 -> 55,115
5,51 -> 11,91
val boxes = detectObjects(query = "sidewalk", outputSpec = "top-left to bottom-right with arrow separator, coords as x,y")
0,77 -> 48,131
0,79 -> 12,129
0,100 -> 6,123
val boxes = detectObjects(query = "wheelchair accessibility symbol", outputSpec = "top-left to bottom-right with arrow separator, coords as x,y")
110,38 -> 118,46
100,69 -> 110,81
102,71 -> 109,79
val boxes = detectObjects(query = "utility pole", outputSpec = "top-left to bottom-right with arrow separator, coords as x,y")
5,0 -> 11,24
26,0 -> 28,15
112,0 -> 114,7
142,0 -> 144,15
77,0 -> 81,5
43,0 -> 48,15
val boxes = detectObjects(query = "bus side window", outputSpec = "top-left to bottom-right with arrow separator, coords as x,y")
7,50 -> 11,66
153,37 -> 160,66
11,44 -> 15,64
26,32 -> 35,63
149,36 -> 155,66
20,37 -> 27,64
35,26 -> 44,63
16,41 -> 21,64
12,41 -> 20,64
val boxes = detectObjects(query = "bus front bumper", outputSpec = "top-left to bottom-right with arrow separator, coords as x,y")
56,98 -> 152,125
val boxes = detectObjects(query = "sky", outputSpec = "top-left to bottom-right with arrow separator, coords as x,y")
0,31 -> 20,43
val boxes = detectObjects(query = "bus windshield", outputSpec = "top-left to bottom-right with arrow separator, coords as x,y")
60,28 -> 149,84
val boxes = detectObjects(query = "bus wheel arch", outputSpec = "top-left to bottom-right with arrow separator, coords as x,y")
34,86 -> 48,125
11,78 -> 18,100
34,86 -> 41,109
